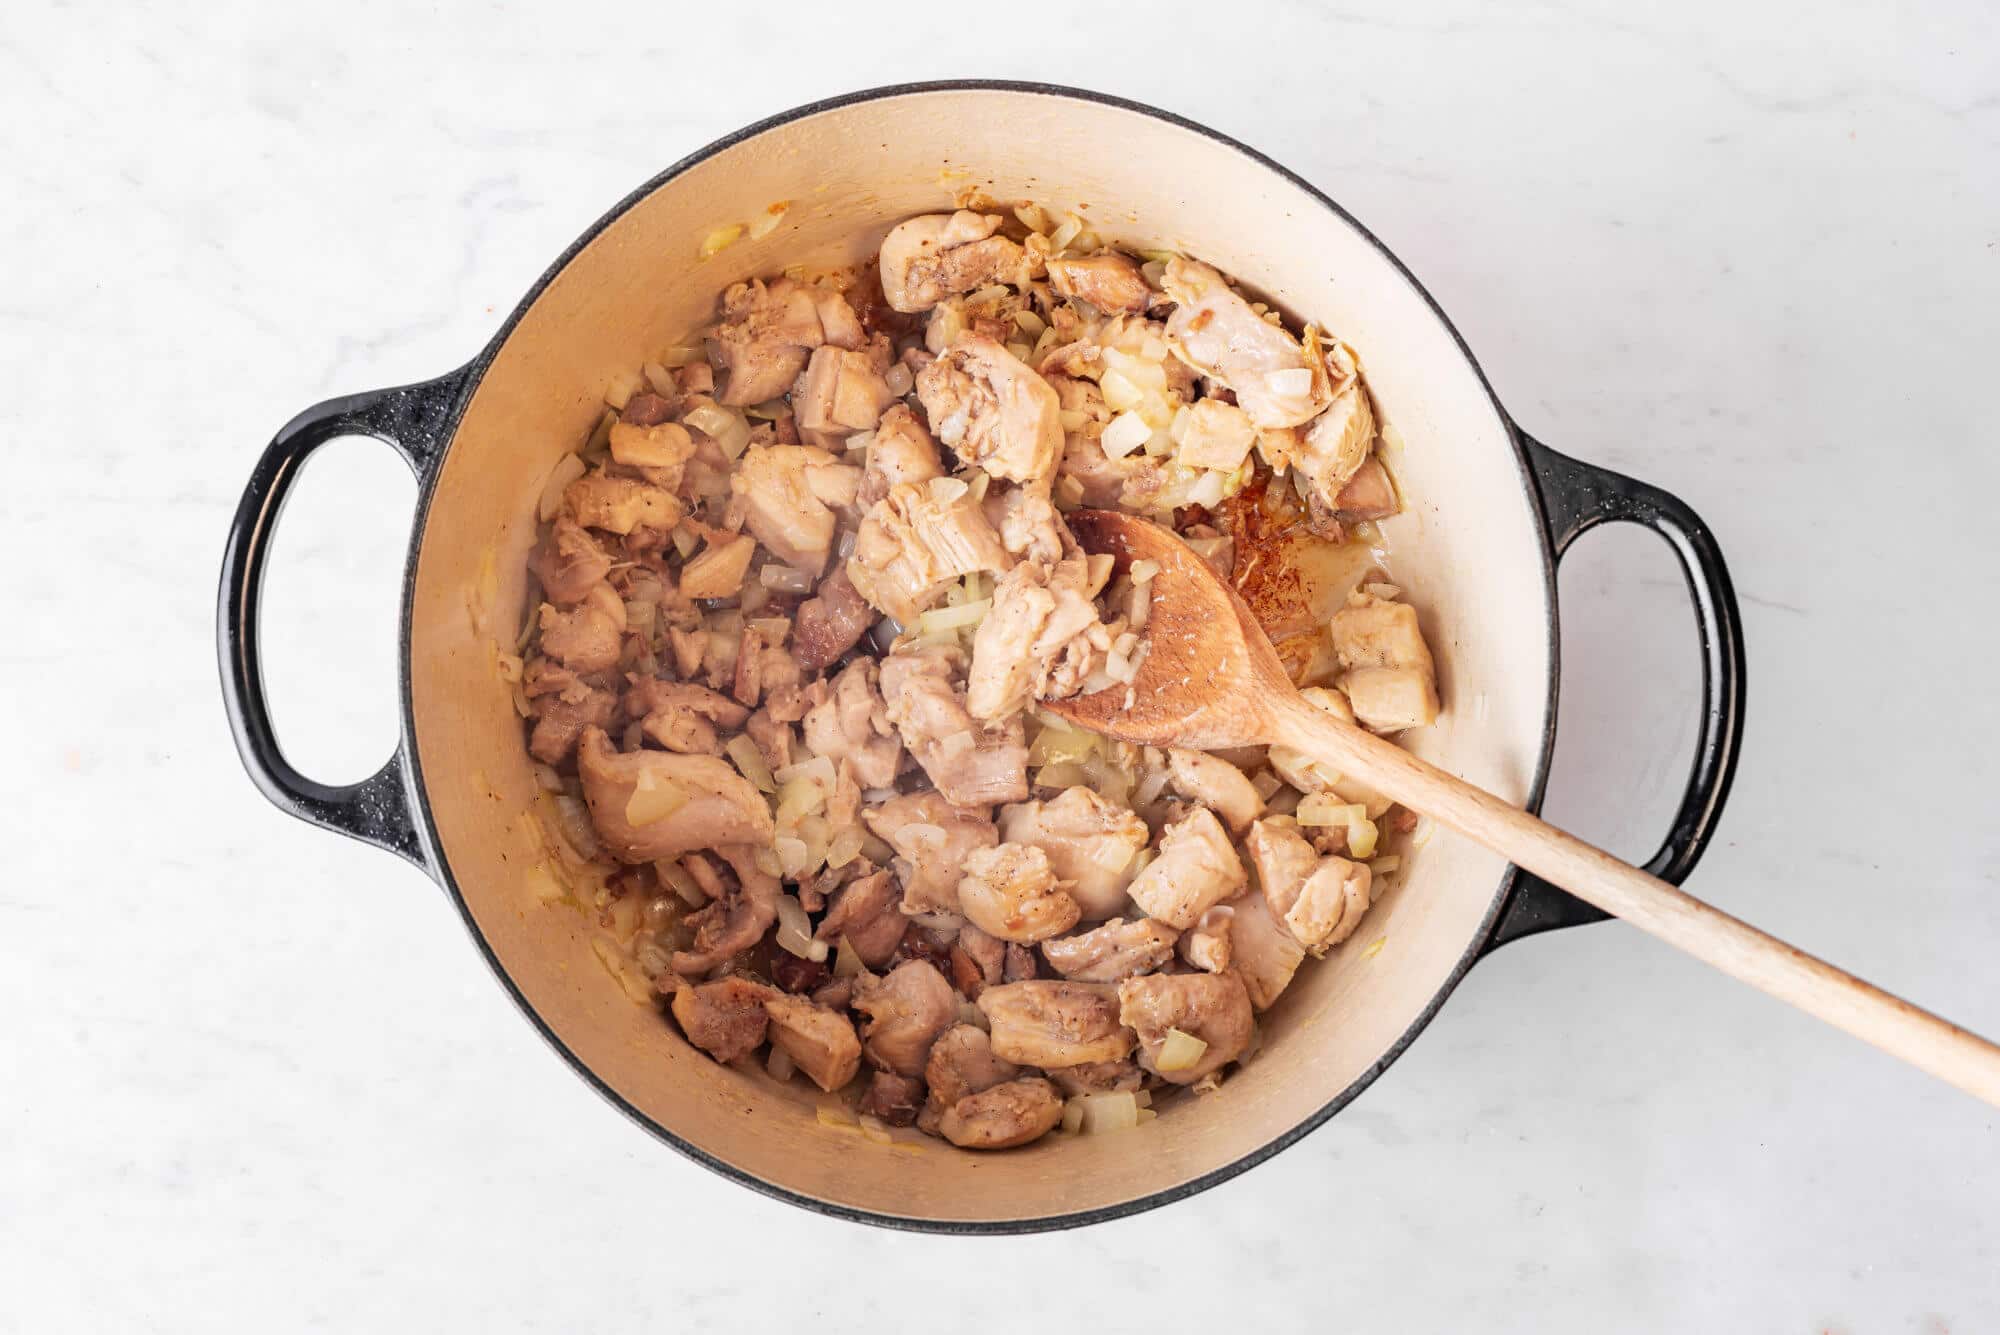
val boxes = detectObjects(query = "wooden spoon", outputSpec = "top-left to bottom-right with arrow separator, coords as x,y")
1044,509 -> 2000,1106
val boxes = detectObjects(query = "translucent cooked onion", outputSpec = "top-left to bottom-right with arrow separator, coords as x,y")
747,200 -> 790,240
725,735 -> 776,794
1363,582 -> 1404,601
919,599 -> 991,633
857,1115 -> 893,1145
641,362 -> 675,397
884,362 -> 913,397
1101,410 -> 1151,459
826,823 -> 865,870
774,893 -> 827,961
759,564 -> 815,594
684,400 -> 751,459
832,935 -> 864,978
603,368 -> 643,411
657,343 -> 706,368
774,755 -> 836,789
1100,370 -> 1144,415
1129,559 -> 1160,585
551,795 -> 601,862
1185,469 -> 1228,510
698,223 -> 744,259
657,859 -> 707,907
766,1044 -> 797,1082
1067,1092 -> 1141,1134
1156,1027 -> 1209,1072
537,452 -> 586,522
624,770 -> 690,828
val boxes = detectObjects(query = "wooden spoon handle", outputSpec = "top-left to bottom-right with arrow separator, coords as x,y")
1275,695 -> 2000,1107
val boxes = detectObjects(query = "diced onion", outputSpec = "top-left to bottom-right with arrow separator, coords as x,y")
1266,367 -> 1314,398
774,893 -> 827,961
1368,856 -> 1402,875
624,770 -> 689,828
1101,410 -> 1152,459
774,755 -> 837,789
657,343 -> 706,368
765,1044 -> 797,1082
657,860 -> 707,907
760,564 -> 815,594
641,362 -> 676,397
1185,469 -> 1228,510
857,1114 -> 893,1145
1061,1101 -> 1084,1134
698,223 -> 744,259
1099,369 -> 1144,414
832,935 -> 865,978
884,362 -> 913,397
537,452 -> 586,522
919,599 -> 991,633
1156,1027 -> 1210,1072
725,735 -> 777,794
747,200 -> 790,241
826,823 -> 865,870
684,400 -> 752,460
1067,1092 -> 1141,1134
928,475 -> 970,504
1129,559 -> 1160,585
603,368 -> 644,411
1296,795 -> 1367,828
1363,582 -> 1404,601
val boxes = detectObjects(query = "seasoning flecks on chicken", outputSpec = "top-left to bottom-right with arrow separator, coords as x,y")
851,958 -> 960,1078
563,472 -> 683,536
966,557 -> 1116,721
1161,258 -> 1330,430
976,979 -> 1135,1068
1296,374 -> 1377,537
862,788 -> 999,915
712,277 -> 863,407
790,563 -> 876,673
730,623 -> 804,710
938,1076 -> 1064,1150
762,993 -> 863,1093
668,846 -> 783,976
1048,252 -> 1153,315
1046,1061 -> 1145,1097
878,212 -> 1037,314
1279,856 -> 1373,956
801,659 -> 902,789
537,585 -> 626,674
729,444 -> 861,577
857,1071 -> 924,1127
878,644 -> 1029,806
993,485 -> 1066,565
998,785 -> 1149,920
669,976 -> 777,1064
915,334 -> 1063,487
1328,591 -> 1439,732
814,867 -> 906,968
526,684 -> 616,766
795,344 -> 895,446
624,677 -> 749,756
949,922 -> 1008,997
846,478 -> 1014,626
918,1023 -> 1020,1136
1117,971 -> 1255,1086
530,516 -> 613,605
1166,748 -> 1264,835
956,842 -> 1081,945
1125,806 -> 1247,929
1041,917 -> 1179,982
865,403 -> 945,491
578,727 -> 775,863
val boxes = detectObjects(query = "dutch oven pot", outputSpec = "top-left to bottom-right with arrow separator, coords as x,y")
219,82 -> 1744,1231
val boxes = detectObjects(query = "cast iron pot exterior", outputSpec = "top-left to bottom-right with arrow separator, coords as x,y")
219,82 -> 1744,1232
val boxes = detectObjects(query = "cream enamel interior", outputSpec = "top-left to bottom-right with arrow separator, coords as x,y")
407,88 -> 1551,1225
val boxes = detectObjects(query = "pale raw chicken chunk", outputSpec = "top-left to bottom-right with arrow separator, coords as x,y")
957,843 -> 1080,944
863,788 -> 998,915
1329,592 -> 1439,732
851,959 -> 959,1077
1166,748 -> 1263,835
878,212 -> 1036,313
878,644 -> 1029,806
1162,258 -> 1330,429
1117,971 -> 1255,1086
916,334 -> 1063,486
999,785 -> 1149,920
976,980 -> 1136,1067
801,659 -> 902,789
1041,917 -> 1178,982
1126,806 -> 1247,929
729,444 -> 861,576
966,556 -> 1117,721
847,478 -> 1013,626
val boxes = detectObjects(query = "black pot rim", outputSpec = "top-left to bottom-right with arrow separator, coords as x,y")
397,79 -> 1560,1234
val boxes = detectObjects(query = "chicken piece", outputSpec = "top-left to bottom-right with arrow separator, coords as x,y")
625,678 -> 749,756
1126,806 -> 1247,929
1262,688 -> 1388,817
619,390 -> 677,426
949,922 -> 1008,997
537,585 -> 626,674
577,728 -> 775,863
669,845 -> 782,975
998,786 -> 1149,920
607,421 -> 696,490
1297,386 -> 1377,529
1117,971 -> 1255,1086
863,789 -> 999,915
743,707 -> 795,776
1174,398 -> 1258,473
791,564 -> 875,673
857,1071 -> 924,1127
1244,817 -> 1317,901
938,1077 -> 1064,1150
879,212 -> 1035,313
1279,856 -> 1373,955
1329,592 -> 1439,732
762,994 -> 863,1093
1048,252 -> 1152,315
1003,942 -> 1038,981
796,345 -> 896,442
1048,373 -> 1150,509
918,1023 -> 1019,1136
729,445 -> 861,577
712,277 -> 863,406
669,976 -> 776,1064
966,557 -> 1115,721
815,867 -> 906,969
1046,1061 -> 1144,1096
564,472 -> 683,535
917,335 -> 1063,487
1166,749 -> 1263,835
1332,455 -> 1398,522
851,959 -> 959,1077
730,624 -> 803,710
1179,906 -> 1233,973
1161,259 -> 1329,429
530,516 -> 612,605
801,659 -> 902,789
957,843 -> 1080,944
1225,890 -> 1306,1011
847,479 -> 1014,626
878,645 -> 1029,806
1041,918 -> 1179,982
977,980 -> 1135,1067
993,484 -> 1066,565
527,683 -> 616,766
866,404 -> 944,488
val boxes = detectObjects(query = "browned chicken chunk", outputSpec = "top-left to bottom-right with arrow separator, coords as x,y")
1041,917 -> 1179,982
879,212 -> 1036,313
801,659 -> 902,789
1048,252 -> 1152,315
671,846 -> 782,976
537,585 -> 625,674
851,959 -> 959,1077
670,976 -> 776,1064
763,994 -> 864,1093
916,334 -> 1064,486
578,728 -> 775,863
791,563 -> 875,672
957,843 -> 1081,944
863,789 -> 998,915
967,556 -> 1116,721
878,645 -> 1029,806
530,516 -> 612,605
1117,971 -> 1255,1086
977,980 -> 1135,1068
919,1023 -> 1019,1136
999,786 -> 1149,920
938,1076 -> 1064,1150
1126,806 -> 1247,929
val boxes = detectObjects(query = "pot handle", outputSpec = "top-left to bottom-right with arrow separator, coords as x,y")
1482,430 -> 1747,952
216,369 -> 467,872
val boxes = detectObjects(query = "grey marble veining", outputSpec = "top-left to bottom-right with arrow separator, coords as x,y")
3,1 -> 1996,1330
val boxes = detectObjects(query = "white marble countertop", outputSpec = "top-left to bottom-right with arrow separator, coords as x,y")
6,1 -> 1997,1329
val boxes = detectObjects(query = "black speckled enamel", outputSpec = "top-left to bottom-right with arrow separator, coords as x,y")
217,80 -> 1746,1234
